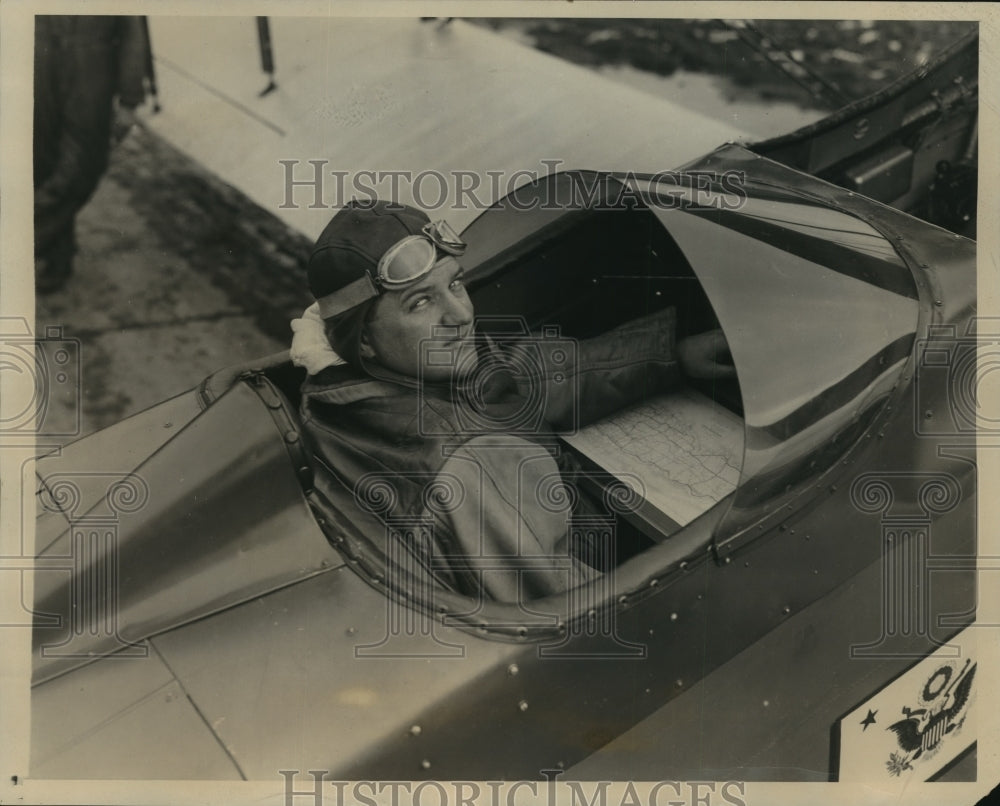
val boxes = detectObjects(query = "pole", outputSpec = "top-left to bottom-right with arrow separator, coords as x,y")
256,17 -> 277,96
140,16 -> 161,112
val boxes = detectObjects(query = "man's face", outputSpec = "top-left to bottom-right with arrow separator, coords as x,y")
362,256 -> 477,382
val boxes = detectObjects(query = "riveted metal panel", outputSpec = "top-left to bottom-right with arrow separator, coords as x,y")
32,381 -> 342,685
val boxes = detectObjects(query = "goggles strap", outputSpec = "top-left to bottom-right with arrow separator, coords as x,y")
316,273 -> 379,319
317,220 -> 465,318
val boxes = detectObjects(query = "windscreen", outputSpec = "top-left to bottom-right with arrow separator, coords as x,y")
640,177 -> 919,540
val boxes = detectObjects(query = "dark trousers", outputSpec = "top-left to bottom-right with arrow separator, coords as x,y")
33,17 -> 120,264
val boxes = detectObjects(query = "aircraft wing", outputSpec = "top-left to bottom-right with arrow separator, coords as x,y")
143,16 -> 752,236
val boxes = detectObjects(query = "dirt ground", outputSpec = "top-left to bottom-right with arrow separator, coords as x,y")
34,127 -> 314,442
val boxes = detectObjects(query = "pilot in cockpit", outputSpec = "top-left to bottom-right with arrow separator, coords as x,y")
292,200 -> 734,603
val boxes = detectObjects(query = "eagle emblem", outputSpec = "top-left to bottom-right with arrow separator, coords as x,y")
884,658 -> 975,776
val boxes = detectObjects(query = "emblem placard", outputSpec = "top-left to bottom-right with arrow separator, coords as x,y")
837,627 -> 976,782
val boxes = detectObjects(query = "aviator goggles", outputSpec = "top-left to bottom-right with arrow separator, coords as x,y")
317,220 -> 467,319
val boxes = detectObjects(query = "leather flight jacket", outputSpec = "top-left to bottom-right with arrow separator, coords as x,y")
300,307 -> 681,602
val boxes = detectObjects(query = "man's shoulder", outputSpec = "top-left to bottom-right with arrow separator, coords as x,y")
301,369 -> 470,441
302,365 -> 407,407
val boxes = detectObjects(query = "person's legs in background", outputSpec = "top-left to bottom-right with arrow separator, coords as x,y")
33,17 -> 118,293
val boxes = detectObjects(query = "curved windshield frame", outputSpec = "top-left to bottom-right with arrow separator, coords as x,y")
634,175 -> 919,540
324,170 -> 920,627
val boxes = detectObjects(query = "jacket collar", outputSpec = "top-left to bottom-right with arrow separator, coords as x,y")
303,333 -> 515,409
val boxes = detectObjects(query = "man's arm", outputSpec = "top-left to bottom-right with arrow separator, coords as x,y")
506,308 -> 736,431
677,329 -> 737,380
429,435 -> 598,603
510,307 -> 682,431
